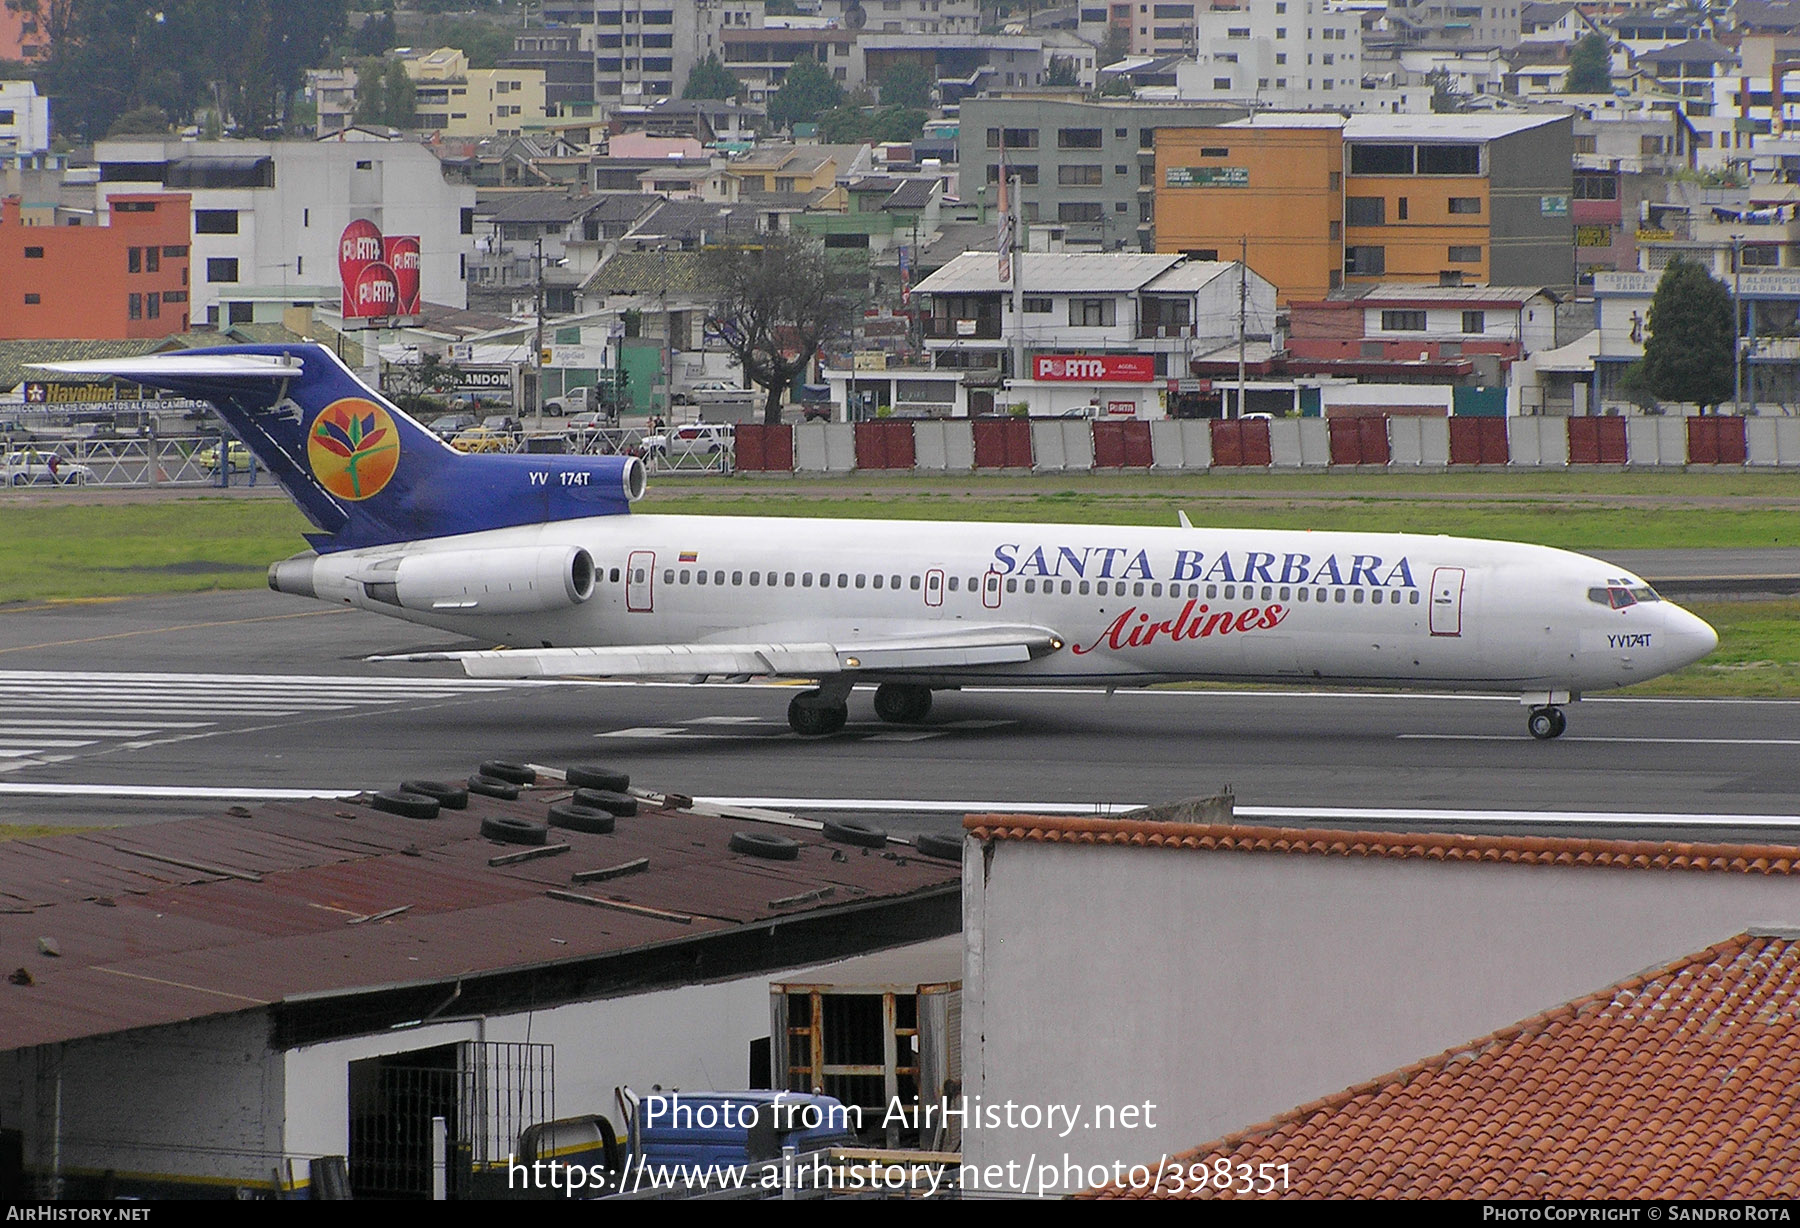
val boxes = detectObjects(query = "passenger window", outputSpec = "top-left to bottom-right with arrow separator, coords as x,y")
839,573 -> 850,587
1224,585 -> 1235,599
1207,585 -> 1218,599
911,576 -> 922,590
680,569 -> 691,584
1317,589 -> 1327,603
1007,578 -> 1018,593
949,576 -> 960,592
856,574 -> 866,589
802,573 -> 813,587
1411,590 -> 1421,604
715,571 -> 724,585
1023,579 -> 1035,593
1262,587 -> 1272,601
1151,583 -> 1162,597
1335,590 -> 1346,603
1298,588 -> 1309,602
749,572 -> 760,586
732,571 -> 743,585
784,572 -> 795,586
1372,590 -> 1383,604
872,574 -> 883,589
1062,580 -> 1073,594
696,571 -> 707,585
1280,587 -> 1290,600
1134,583 -> 1145,597
609,567 -> 620,582
1354,589 -> 1364,604
663,570 -> 674,584
1079,581 -> 1090,595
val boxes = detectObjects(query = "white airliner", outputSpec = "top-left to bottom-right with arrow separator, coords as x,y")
40,345 -> 1718,740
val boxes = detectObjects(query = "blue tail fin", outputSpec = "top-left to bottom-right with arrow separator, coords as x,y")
35,344 -> 644,552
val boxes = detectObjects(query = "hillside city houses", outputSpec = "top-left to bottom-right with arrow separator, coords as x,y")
5,2 -> 1800,425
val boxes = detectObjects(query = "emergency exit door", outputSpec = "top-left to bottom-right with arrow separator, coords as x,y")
627,550 -> 654,613
1430,567 -> 1464,637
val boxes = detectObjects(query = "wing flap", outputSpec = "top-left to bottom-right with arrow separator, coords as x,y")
375,624 -> 1063,680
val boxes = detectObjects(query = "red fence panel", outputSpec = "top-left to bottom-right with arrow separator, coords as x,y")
854,420 -> 916,470
1448,417 -> 1508,465
1092,420 -> 1153,468
1686,416 -> 1747,465
1568,416 -> 1627,464
1210,419 -> 1272,467
1328,417 -> 1391,465
732,423 -> 793,472
972,418 -> 1033,468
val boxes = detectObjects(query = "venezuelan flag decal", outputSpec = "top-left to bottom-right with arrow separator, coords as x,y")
307,397 -> 400,501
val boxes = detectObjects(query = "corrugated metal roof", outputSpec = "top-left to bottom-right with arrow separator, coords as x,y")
914,251 -> 1185,296
1142,260 -> 1235,293
1355,284 -> 1556,307
0,792 -> 957,1051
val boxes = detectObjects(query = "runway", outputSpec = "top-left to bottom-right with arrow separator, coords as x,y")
1,590 -> 1797,838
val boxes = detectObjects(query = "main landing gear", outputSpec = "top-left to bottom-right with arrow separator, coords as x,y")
1527,705 -> 1568,741
786,682 -> 935,735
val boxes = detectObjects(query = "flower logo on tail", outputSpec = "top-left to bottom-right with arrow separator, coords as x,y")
307,397 -> 400,501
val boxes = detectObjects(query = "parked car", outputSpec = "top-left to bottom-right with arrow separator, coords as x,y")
451,425 -> 513,454
641,423 -> 733,457
4,449 -> 92,486
673,380 -> 756,407
426,412 -> 478,440
194,440 -> 253,471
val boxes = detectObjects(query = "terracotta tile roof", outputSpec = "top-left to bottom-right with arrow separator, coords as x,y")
1087,931 -> 1800,1199
964,814 -> 1800,876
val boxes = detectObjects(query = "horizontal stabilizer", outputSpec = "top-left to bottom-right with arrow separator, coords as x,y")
35,354 -> 304,380
375,625 -> 1065,680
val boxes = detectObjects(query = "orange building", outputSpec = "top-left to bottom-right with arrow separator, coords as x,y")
1155,113 -> 1574,305
0,194 -> 192,340
0,3 -> 48,62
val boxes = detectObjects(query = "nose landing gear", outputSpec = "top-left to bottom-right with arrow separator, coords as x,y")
1527,706 -> 1567,740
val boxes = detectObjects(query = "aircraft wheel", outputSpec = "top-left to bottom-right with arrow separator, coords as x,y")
873,683 -> 933,724
1527,707 -> 1564,741
788,690 -> 848,736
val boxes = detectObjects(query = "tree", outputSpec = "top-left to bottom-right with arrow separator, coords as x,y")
1564,33 -> 1612,94
1043,55 -> 1079,87
818,102 -> 926,144
703,232 -> 852,425
878,60 -> 932,110
768,53 -> 843,131
1640,258 -> 1735,412
682,54 -> 741,101
1427,67 -> 1469,113
1097,75 -> 1133,98
353,56 -> 414,129
106,105 -> 171,136
351,10 -> 396,57
1100,23 -> 1129,68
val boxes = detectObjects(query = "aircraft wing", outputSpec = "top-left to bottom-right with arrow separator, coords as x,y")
374,624 -> 1066,680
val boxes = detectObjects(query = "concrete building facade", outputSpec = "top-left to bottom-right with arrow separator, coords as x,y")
93,134 -> 476,326
0,193 -> 192,340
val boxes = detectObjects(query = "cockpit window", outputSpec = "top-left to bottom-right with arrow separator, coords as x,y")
1588,582 -> 1658,609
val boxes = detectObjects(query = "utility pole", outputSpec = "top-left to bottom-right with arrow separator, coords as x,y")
533,237 -> 546,424
1236,235 -> 1248,420
1009,173 -> 1025,388
1731,233 -> 1742,415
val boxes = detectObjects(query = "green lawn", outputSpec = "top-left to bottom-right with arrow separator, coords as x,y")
1,479 -> 1793,697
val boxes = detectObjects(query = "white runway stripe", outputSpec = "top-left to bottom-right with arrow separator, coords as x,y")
0,669 -> 529,768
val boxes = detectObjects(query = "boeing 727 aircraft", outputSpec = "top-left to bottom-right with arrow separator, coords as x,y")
39,344 -> 1718,740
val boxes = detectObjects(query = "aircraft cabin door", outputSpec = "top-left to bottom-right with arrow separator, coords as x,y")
982,569 -> 1003,609
626,550 -> 655,613
1429,566 -> 1464,637
924,568 -> 944,608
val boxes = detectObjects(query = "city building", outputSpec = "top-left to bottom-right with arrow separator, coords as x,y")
1155,112 -> 1576,303
957,94 -> 1245,252
540,0 -> 764,107
93,134 -> 477,326
404,47 -> 549,139
0,193 -> 192,340
912,250 -> 1276,414
0,82 -> 51,165
502,27 -> 601,118
0,2 -> 47,62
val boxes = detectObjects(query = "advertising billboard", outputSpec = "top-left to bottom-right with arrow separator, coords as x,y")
340,221 -> 422,329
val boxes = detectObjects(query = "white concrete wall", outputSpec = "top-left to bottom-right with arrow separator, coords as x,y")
1389,416 -> 1450,466
1626,416 -> 1686,466
1030,420 -> 1094,471
1746,416 -> 1800,467
914,420 -> 974,471
1267,417 -> 1328,467
963,837 -> 1800,1196
1508,416 -> 1568,467
1147,420 -> 1213,470
794,422 -> 856,472
0,1011 -> 282,1191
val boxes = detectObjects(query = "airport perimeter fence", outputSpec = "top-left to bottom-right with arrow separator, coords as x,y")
732,415 -> 1800,475
9,417 -> 1795,489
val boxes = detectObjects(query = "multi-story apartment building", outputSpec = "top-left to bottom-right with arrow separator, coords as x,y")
1384,0 -> 1521,51
0,193 -> 192,340
0,82 -> 51,163
539,0 -> 763,106
504,27 -> 601,117
93,135 -> 475,326
1184,1 -> 1371,112
817,0 -> 981,37
1155,112 -> 1575,302
958,95 -> 1244,252
405,48 -> 549,139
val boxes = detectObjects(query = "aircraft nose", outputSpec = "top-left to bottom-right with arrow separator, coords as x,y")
1666,604 -> 1719,668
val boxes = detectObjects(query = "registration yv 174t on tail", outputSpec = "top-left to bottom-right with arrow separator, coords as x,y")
38,345 -> 1718,740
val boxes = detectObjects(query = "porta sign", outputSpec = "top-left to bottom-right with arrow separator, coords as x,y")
1033,354 -> 1156,383
340,221 -> 422,327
